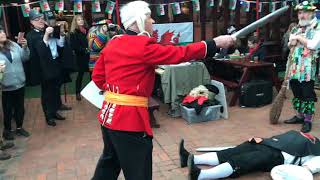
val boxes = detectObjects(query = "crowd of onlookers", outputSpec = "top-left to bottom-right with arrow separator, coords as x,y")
0,9 -> 124,160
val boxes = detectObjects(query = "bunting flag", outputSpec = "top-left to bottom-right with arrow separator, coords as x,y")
282,1 -> 287,7
73,0 -> 83,13
40,0 -> 50,12
21,4 -> 31,17
156,4 -> 165,16
269,2 -> 276,12
105,1 -> 115,14
259,2 -> 263,13
92,0 -> 101,13
55,0 -> 64,12
171,2 -> 181,15
219,0 -> 223,7
242,1 -> 250,12
192,0 -> 200,12
0,7 -> 2,18
208,0 -> 214,7
229,0 -> 237,10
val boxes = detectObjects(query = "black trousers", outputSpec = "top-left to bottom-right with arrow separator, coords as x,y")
92,126 -> 153,180
75,71 -> 84,94
290,79 -> 316,102
41,78 -> 61,120
2,87 -> 25,131
217,142 -> 284,178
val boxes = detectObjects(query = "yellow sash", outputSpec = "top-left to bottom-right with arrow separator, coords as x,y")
104,91 -> 148,107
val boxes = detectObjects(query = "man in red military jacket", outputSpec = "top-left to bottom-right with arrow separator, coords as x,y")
91,1 -> 235,180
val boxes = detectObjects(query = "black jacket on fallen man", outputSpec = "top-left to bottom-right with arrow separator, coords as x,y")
261,130 -> 320,156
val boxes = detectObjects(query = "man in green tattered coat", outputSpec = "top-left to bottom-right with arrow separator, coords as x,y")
284,1 -> 320,133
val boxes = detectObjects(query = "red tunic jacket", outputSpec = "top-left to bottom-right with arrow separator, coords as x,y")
92,34 -> 212,136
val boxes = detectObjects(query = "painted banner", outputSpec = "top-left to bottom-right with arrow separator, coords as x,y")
152,22 -> 193,46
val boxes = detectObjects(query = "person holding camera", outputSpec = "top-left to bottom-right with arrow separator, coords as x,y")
70,15 -> 89,101
88,17 -> 111,72
26,10 -> 69,127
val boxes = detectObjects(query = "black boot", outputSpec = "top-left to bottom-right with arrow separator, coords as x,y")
3,130 -> 14,141
301,122 -> 312,133
53,113 -> 66,120
284,116 -> 304,124
59,104 -> 72,111
188,154 -> 200,180
179,139 -> 190,168
76,93 -> 81,101
0,142 -> 14,150
0,150 -> 11,161
46,119 -> 56,126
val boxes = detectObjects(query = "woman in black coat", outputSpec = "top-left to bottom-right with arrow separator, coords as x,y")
70,15 -> 90,101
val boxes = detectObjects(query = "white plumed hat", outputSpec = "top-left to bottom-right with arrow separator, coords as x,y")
120,1 -> 151,32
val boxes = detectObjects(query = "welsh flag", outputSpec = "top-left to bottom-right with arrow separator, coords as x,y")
242,1 -> 250,12
105,1 -> 115,14
259,3 -> 262,13
92,0 -> 101,13
156,4 -> 165,16
74,0 -> 82,13
269,2 -> 276,12
153,22 -> 193,46
55,0 -> 64,12
21,4 -> 31,17
171,2 -> 181,15
208,0 -> 214,7
40,0 -> 50,12
192,0 -> 200,12
282,1 -> 287,7
229,0 -> 237,10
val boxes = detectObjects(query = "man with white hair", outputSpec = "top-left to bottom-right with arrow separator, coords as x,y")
91,1 -> 235,179
284,1 -> 320,133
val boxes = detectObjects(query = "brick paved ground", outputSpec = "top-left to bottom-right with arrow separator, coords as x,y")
0,93 -> 319,180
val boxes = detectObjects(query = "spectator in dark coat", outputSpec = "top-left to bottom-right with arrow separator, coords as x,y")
70,15 -> 89,101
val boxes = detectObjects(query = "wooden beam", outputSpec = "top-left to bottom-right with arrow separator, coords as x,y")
200,0 -> 206,40
212,2 -> 217,37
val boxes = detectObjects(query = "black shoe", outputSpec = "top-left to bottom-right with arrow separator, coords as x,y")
0,142 -> 14,150
179,139 -> 190,168
54,113 -> 66,120
46,119 -> 56,126
284,116 -> 304,124
301,122 -> 312,133
16,128 -> 31,137
59,104 -> 72,111
188,154 -> 200,180
0,151 -> 11,161
3,131 -> 14,141
76,93 -> 82,101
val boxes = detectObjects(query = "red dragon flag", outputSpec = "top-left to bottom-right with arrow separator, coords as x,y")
74,0 -> 83,13
55,0 -> 64,12
229,0 -> 237,10
105,1 -> 116,14
156,4 -> 165,16
92,0 -> 101,13
40,0 -> 50,12
208,0 -> 214,7
171,2 -> 181,15
192,0 -> 200,12
21,4 -> 31,17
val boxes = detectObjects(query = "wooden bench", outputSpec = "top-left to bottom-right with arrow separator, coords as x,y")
148,97 -> 160,128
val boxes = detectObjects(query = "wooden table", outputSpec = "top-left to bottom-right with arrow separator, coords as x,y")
211,59 -> 281,106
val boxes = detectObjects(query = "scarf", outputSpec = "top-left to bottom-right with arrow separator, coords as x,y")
79,26 -> 87,34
